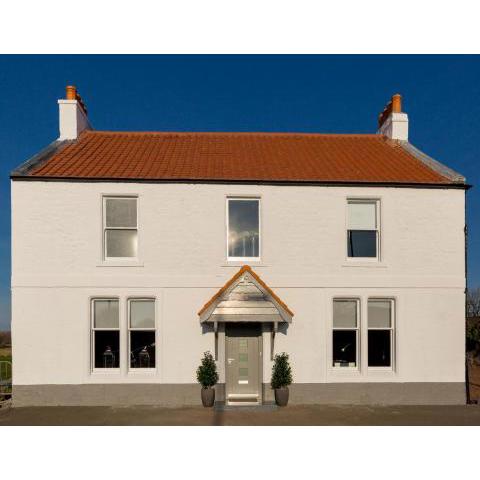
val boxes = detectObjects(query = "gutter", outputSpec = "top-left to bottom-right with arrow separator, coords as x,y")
9,175 -> 471,190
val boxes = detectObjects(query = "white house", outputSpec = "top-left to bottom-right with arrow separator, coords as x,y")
10,87 -> 468,406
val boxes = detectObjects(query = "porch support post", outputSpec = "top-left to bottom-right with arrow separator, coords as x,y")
214,321 -> 218,360
270,321 -> 278,360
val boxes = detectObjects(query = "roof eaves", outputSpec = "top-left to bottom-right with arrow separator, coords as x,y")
398,141 -> 466,184
10,176 -> 470,189
10,139 -> 73,178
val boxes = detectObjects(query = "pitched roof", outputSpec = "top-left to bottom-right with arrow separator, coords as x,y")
12,130 -> 465,186
198,265 -> 294,318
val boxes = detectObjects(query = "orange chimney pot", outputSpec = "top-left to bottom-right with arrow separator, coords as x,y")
392,93 -> 402,113
66,85 -> 77,100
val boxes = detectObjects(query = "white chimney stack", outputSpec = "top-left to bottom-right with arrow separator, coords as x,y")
58,85 -> 92,140
377,93 -> 408,141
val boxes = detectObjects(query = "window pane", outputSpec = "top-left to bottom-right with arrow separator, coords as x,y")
333,330 -> 357,367
348,230 -> 377,257
130,300 -> 155,329
368,300 -> 392,328
94,330 -> 119,368
106,230 -> 137,257
130,331 -> 156,368
333,300 -> 357,328
348,202 -> 376,230
94,299 -> 119,328
105,198 -> 137,228
368,330 -> 391,367
228,200 -> 259,258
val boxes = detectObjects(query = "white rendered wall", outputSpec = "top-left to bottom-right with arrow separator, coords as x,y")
11,181 -> 466,385
58,100 -> 91,140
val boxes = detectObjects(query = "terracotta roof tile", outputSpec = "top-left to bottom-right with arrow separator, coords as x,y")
24,130 -> 461,184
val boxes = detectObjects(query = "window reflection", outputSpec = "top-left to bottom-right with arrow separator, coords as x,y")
228,199 -> 259,258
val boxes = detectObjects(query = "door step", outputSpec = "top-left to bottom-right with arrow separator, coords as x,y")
214,401 -> 278,411
226,393 -> 259,406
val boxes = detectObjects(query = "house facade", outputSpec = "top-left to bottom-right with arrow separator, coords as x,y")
10,87 -> 468,406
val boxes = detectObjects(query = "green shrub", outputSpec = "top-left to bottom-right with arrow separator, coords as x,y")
271,352 -> 292,389
196,351 -> 218,388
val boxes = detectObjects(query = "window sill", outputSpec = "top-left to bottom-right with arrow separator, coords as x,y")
222,260 -> 268,267
367,367 -> 395,374
128,368 -> 156,374
97,261 -> 144,267
91,369 -> 121,375
342,261 -> 388,268
329,367 -> 361,374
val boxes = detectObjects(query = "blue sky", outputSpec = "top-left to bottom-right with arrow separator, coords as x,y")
0,55 -> 479,330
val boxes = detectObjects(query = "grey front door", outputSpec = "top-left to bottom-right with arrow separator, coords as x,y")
225,324 -> 262,405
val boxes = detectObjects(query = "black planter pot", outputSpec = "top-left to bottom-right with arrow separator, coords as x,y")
274,387 -> 289,407
201,387 -> 215,407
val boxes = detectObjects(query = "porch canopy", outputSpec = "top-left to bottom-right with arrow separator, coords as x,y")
198,265 -> 293,330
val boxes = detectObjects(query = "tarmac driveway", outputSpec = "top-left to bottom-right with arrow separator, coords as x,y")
1,404 -> 480,425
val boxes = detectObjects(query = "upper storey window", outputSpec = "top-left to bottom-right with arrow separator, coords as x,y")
227,198 -> 260,261
103,196 -> 138,259
347,199 -> 379,259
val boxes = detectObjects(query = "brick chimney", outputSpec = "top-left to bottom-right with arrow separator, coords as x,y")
58,85 -> 92,140
377,94 -> 408,141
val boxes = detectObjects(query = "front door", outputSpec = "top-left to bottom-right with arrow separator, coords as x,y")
225,323 -> 262,405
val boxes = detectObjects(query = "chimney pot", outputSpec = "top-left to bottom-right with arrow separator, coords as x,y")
66,85 -> 77,100
392,93 -> 402,113
377,93 -> 408,141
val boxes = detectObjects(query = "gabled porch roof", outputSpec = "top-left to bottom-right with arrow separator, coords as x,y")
198,265 -> 293,324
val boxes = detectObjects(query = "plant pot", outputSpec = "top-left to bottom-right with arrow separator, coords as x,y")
201,387 -> 215,407
274,387 -> 289,407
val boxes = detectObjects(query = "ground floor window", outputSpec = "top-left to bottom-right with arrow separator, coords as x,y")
92,299 -> 120,369
129,299 -> 156,369
332,297 -> 396,370
368,299 -> 394,367
332,299 -> 359,367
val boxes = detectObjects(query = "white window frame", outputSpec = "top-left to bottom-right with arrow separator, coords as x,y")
332,298 -> 360,370
128,298 -> 156,373
103,196 -> 138,261
346,198 -> 381,262
226,197 -> 261,262
367,298 -> 395,370
91,297 -> 120,373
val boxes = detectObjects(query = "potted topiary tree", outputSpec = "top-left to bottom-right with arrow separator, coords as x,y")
196,351 -> 219,407
271,352 -> 292,406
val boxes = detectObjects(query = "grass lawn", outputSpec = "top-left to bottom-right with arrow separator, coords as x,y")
0,346 -> 12,364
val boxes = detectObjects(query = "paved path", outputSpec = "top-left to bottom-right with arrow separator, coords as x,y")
1,404 -> 480,425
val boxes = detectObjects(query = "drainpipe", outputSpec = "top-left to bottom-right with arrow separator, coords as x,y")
465,189 -> 471,404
